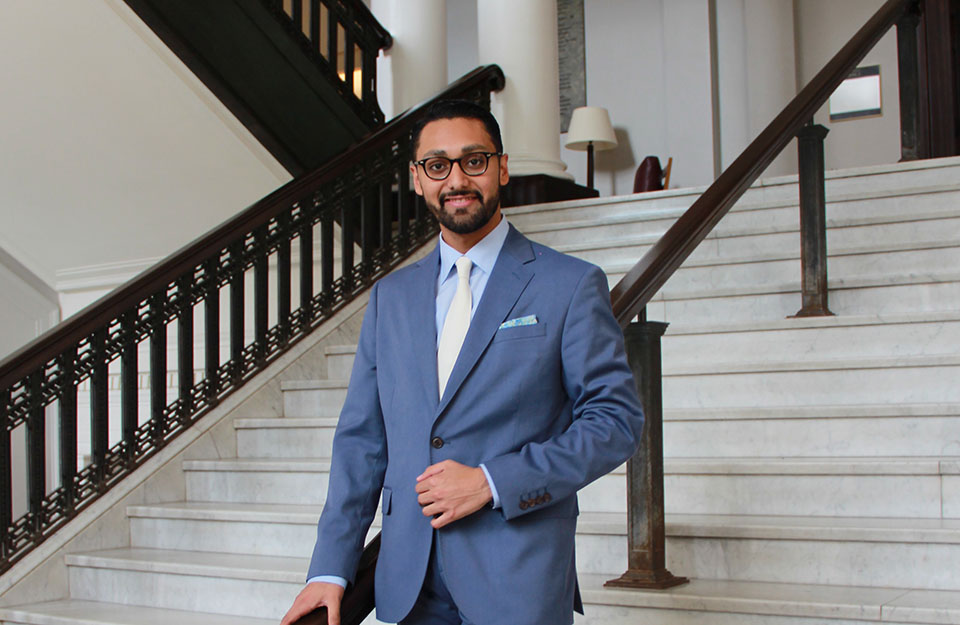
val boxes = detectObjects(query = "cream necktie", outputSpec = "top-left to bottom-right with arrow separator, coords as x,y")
437,256 -> 473,397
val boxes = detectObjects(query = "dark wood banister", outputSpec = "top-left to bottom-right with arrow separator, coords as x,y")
610,0 -> 919,326
0,65 -> 505,391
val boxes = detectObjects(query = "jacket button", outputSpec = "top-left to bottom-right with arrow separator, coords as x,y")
543,493 -> 552,503
431,436 -> 444,449
519,500 -> 529,510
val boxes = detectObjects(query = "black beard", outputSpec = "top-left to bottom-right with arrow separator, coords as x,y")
426,188 -> 500,234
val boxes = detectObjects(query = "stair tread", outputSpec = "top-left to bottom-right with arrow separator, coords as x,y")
234,417 -> 339,428
0,600 -> 277,625
578,573 -> 960,623
64,548 -> 306,582
127,501 -> 960,544
183,455 -> 960,477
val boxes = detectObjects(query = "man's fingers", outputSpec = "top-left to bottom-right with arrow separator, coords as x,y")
431,510 -> 454,529
416,461 -> 448,482
327,598 -> 340,625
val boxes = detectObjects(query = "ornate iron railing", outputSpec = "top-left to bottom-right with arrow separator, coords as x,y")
0,65 -> 505,576
269,0 -> 393,127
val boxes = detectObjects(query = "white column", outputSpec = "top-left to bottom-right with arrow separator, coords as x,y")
371,0 -> 448,120
477,0 -> 571,179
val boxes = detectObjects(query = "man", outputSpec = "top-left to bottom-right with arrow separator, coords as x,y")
281,100 -> 643,625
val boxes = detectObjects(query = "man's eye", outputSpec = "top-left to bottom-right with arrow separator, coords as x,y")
427,160 -> 448,172
465,156 -> 484,168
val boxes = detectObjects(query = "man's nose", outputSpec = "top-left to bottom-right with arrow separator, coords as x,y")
445,160 -> 471,186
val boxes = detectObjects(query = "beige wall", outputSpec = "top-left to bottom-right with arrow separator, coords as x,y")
795,0 -> 901,170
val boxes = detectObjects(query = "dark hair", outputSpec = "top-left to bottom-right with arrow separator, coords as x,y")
410,99 -> 503,158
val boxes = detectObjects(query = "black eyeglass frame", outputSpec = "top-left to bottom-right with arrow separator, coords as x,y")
412,151 -> 503,181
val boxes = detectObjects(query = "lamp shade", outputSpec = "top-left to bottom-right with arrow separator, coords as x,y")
565,106 -> 618,151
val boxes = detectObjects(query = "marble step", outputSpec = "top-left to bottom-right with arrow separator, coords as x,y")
0,599 -> 276,625
126,501 -> 960,591
236,417 -> 339,458
575,573 -> 960,625
325,344 -> 358,380
280,380 -> 347,418
633,270 -> 960,324
183,457 -> 960,519
505,157 -> 960,231
63,548 -> 306,620
322,312 -> 960,378
57,547 -> 960,625
234,402 -> 960,461
599,241 -> 960,298
520,189 -> 960,249
578,513 -> 960,590
661,312 -> 960,366
280,353 -> 960,414
558,213 -> 960,270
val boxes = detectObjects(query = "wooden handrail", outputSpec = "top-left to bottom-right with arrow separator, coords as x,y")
610,0 -> 918,326
0,65 -> 505,391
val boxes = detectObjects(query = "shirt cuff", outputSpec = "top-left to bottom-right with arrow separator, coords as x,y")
479,463 -> 501,509
308,575 -> 347,588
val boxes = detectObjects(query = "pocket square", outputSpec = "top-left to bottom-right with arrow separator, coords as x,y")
499,315 -> 538,329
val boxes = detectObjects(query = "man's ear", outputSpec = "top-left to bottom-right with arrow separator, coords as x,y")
499,153 -> 509,186
410,164 -> 424,196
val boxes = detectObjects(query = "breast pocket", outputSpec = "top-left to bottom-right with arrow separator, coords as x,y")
492,322 -> 547,342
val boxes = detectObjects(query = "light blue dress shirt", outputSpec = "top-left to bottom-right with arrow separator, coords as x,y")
309,217 -> 510,589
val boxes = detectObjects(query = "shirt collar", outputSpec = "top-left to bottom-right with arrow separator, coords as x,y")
437,215 -> 510,284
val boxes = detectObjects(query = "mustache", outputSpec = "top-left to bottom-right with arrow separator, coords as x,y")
439,190 -> 483,206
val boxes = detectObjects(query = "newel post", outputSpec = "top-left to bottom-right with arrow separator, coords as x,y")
794,122 -> 834,318
896,0 -> 924,161
606,314 -> 688,590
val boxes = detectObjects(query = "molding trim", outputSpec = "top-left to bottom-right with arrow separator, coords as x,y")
55,257 -> 163,293
0,245 -> 59,306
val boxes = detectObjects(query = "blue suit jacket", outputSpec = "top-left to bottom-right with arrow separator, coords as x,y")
307,225 -> 643,624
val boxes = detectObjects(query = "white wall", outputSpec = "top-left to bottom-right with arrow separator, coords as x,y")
714,0 -> 799,177
561,0 -> 716,196
0,249 -> 59,361
795,0 -> 901,171
0,0 -> 291,352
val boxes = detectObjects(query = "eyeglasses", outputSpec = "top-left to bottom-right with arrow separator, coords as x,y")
413,152 -> 501,181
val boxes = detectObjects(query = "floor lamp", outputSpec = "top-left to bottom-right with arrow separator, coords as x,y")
565,106 -> 618,190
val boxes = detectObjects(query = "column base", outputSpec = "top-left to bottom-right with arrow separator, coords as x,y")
605,568 -> 690,590
501,174 -> 598,208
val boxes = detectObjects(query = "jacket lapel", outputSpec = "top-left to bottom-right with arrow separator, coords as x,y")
436,226 -> 536,416
407,246 -> 441,412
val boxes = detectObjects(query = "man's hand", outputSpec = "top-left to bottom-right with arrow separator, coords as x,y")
280,581 -> 345,625
416,460 -> 492,529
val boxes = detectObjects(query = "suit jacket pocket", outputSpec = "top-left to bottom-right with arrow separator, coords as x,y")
492,322 -> 547,342
381,487 -> 392,515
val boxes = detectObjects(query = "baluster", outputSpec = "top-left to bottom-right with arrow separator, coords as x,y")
606,314 -> 688,590
299,219 -> 315,329
362,36 -> 377,114
204,259 -> 221,402
321,216 -> 334,294
149,293 -> 167,446
897,2 -> 924,161
90,328 -> 109,481
120,312 -> 138,463
291,0 -> 303,33
379,180 -> 393,255
26,373 -> 45,534
230,241 -> 245,382
254,227 -> 269,362
58,347 -> 78,511
361,185 -> 377,265
344,25 -> 356,97
328,5 -> 339,76
398,168 -> 411,245
278,214 -> 292,346
0,389 -> 11,559
177,277 -> 195,423
309,0 -> 320,48
794,122 -> 833,317
341,201 -> 356,293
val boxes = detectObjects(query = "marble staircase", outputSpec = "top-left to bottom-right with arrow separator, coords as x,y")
2,157 -> 960,624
